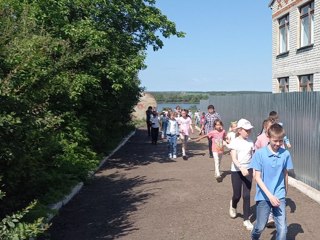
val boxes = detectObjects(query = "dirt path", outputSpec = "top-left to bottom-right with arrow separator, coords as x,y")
44,129 -> 320,240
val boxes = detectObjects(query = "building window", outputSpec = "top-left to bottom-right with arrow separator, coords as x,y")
299,75 -> 313,92
279,15 -> 289,54
278,77 -> 289,93
300,1 -> 314,47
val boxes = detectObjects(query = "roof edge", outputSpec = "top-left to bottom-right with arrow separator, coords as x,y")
269,0 -> 275,8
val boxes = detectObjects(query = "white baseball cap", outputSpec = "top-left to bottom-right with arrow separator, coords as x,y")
236,118 -> 254,130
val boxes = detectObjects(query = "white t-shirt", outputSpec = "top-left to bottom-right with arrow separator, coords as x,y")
228,137 -> 254,171
178,117 -> 192,136
169,119 -> 176,134
150,115 -> 160,128
227,131 -> 236,142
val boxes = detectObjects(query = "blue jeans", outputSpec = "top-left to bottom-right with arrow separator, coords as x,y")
167,134 -> 177,155
251,198 -> 287,240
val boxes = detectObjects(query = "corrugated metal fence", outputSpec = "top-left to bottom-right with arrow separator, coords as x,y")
199,92 -> 320,190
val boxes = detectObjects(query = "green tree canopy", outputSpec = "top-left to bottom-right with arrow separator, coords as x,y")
0,0 -> 184,226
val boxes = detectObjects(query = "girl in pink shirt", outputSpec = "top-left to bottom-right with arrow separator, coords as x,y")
255,118 -> 274,150
195,119 -> 227,182
178,109 -> 194,160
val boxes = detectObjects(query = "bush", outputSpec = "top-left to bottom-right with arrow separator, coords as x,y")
0,0 -> 183,224
0,186 -> 47,240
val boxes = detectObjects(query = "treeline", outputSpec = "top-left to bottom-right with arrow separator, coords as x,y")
150,91 -> 270,103
150,92 -> 209,103
0,0 -> 183,238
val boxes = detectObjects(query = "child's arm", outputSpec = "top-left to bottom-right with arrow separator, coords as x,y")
223,131 -> 227,141
190,124 -> 194,134
194,134 -> 208,142
230,150 -> 249,176
223,132 -> 228,145
254,170 -> 280,207
284,135 -> 291,148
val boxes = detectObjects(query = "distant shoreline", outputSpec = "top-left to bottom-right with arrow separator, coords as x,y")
148,91 -> 271,105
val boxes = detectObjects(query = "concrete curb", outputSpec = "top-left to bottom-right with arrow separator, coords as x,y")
47,182 -> 84,222
46,130 -> 136,222
288,176 -> 320,205
96,130 -> 136,171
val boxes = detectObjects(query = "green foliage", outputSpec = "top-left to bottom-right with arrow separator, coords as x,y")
0,186 -> 47,240
0,202 -> 47,240
151,92 -> 209,103
0,0 -> 183,228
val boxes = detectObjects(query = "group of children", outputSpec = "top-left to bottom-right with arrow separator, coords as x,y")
147,106 -> 293,239
147,107 -> 194,160
195,111 -> 293,240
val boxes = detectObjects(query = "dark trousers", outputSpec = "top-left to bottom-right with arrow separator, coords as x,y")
151,127 -> 159,143
147,122 -> 152,136
207,137 -> 213,157
231,171 -> 252,220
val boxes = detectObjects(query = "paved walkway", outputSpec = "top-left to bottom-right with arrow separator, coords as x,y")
45,129 -> 320,240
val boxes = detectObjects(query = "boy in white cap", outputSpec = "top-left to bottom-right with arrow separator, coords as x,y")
227,118 -> 255,231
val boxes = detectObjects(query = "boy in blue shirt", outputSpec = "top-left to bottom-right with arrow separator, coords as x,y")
250,123 -> 293,240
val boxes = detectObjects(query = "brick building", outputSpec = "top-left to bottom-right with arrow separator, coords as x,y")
269,0 -> 320,93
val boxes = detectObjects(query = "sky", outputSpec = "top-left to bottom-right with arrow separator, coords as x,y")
138,1 -> 273,92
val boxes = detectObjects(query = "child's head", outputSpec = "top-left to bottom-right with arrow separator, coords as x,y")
181,109 -> 188,117
263,118 -> 275,131
213,119 -> 223,131
269,111 -> 279,123
207,105 -> 215,114
169,111 -> 175,119
267,123 -> 285,138
236,118 -> 254,139
267,123 -> 285,151
229,121 -> 237,132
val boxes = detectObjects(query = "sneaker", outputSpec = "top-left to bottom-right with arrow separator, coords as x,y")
168,153 -> 172,159
243,220 -> 253,231
266,219 -> 275,228
173,155 -> 177,159
216,175 -> 222,182
182,155 -> 188,160
229,200 -> 237,218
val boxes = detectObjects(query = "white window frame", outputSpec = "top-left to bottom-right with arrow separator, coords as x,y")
278,14 -> 289,54
300,1 -> 314,48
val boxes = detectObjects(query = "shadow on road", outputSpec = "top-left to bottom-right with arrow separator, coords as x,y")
39,128 -> 176,240
104,129 -> 208,169
269,223 -> 304,240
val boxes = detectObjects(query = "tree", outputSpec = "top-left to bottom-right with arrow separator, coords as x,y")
0,0 -> 184,228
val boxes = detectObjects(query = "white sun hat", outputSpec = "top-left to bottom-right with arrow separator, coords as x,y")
236,118 -> 254,130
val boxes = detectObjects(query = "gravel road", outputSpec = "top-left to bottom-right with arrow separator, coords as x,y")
43,129 -> 320,240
